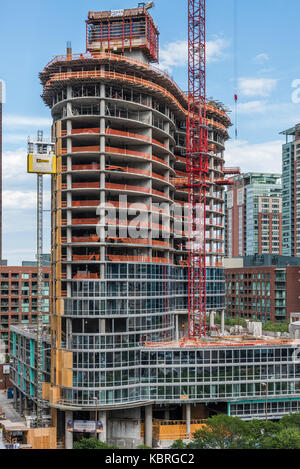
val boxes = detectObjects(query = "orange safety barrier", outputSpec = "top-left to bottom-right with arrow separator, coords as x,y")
152,172 -> 168,182
106,219 -> 149,228
106,182 -> 151,193
152,188 -> 168,198
72,200 -> 99,207
106,238 -> 171,248
152,257 -> 169,264
152,419 -> 206,441
72,164 -> 100,171
106,166 -> 151,177
106,128 -> 150,142
72,146 -> 100,152
43,52 -> 231,125
71,236 -> 99,242
72,218 -> 99,225
107,255 -> 151,263
44,70 -> 229,134
152,155 -> 167,165
106,254 -> 170,264
73,254 -> 100,261
72,128 -> 100,134
105,146 -> 150,159
72,182 -> 100,189
152,138 -> 167,149
106,201 -> 170,217
73,273 -> 99,279
175,155 -> 186,163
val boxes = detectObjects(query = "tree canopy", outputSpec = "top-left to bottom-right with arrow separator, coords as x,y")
171,413 -> 300,450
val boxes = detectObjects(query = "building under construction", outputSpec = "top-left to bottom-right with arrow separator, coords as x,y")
12,4 -> 300,449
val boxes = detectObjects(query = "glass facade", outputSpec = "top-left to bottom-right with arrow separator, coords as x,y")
56,343 -> 300,407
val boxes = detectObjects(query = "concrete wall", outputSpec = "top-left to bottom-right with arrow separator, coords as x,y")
107,408 -> 143,449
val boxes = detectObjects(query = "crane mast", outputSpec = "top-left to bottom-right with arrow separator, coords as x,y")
186,0 -> 208,339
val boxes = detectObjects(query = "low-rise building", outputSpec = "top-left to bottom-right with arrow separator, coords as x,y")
9,325 -> 51,420
225,255 -> 300,322
9,322 -> 300,448
0,265 -> 51,356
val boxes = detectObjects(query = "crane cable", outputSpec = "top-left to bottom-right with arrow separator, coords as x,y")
234,0 -> 238,140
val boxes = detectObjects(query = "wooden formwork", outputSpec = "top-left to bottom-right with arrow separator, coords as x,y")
27,427 -> 57,450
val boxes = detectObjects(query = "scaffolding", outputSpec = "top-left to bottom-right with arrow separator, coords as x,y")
86,5 -> 159,63
27,132 -> 55,427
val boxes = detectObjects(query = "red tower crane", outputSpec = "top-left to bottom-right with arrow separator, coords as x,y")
186,0 -> 208,339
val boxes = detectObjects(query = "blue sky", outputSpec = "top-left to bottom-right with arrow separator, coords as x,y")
1,0 -> 299,264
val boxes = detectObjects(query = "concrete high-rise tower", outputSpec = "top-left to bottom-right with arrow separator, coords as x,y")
226,173 -> 282,258
40,5 -> 231,447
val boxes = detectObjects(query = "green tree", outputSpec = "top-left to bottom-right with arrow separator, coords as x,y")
186,415 -> 249,449
171,440 -> 187,449
279,412 -> 300,430
262,427 -> 300,449
73,438 -> 119,449
242,419 -> 281,449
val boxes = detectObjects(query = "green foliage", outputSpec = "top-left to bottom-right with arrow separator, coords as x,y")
73,438 -> 119,450
280,412 -> 300,429
214,315 -> 247,328
137,444 -> 152,449
185,413 -> 300,450
214,315 -> 289,333
262,320 -> 289,333
171,440 -> 187,449
186,415 -> 249,449
262,428 -> 300,449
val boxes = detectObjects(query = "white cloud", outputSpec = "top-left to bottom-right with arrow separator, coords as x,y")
225,139 -> 282,174
2,148 -> 28,182
3,190 -> 50,209
159,38 -> 229,72
3,115 -> 52,128
206,38 -> 229,63
238,77 -> 278,97
253,53 -> 270,64
3,134 -> 29,144
231,101 -> 300,129
237,100 -> 268,114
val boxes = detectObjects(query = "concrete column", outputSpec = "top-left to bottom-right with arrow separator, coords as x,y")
19,395 -> 23,415
24,396 -> 28,414
175,315 -> 179,341
65,411 -> 73,450
98,411 -> 107,443
13,388 -> 17,409
145,405 -> 153,447
186,404 -> 191,439
221,310 -> 225,335
210,311 -> 215,329
164,408 -> 170,420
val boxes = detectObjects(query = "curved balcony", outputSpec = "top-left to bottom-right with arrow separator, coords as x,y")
106,201 -> 171,218
106,182 -> 150,195
43,52 -> 231,123
106,238 -> 172,249
106,128 -> 150,144
43,69 -> 230,136
104,219 -> 171,235
62,163 -> 101,173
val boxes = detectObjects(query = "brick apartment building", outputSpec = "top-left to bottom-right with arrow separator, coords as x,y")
225,255 -> 300,323
0,266 -> 51,356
